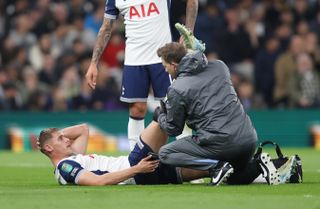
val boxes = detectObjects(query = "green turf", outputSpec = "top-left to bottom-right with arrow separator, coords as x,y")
0,149 -> 319,209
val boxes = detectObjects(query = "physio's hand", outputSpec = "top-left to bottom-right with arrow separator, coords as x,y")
136,155 -> 159,173
153,106 -> 163,122
160,100 -> 167,114
86,63 -> 98,89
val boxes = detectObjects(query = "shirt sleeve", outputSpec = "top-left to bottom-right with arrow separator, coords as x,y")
105,0 -> 119,19
56,160 -> 84,185
158,88 -> 187,136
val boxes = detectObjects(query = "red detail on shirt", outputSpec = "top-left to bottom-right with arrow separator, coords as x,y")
129,2 -> 160,19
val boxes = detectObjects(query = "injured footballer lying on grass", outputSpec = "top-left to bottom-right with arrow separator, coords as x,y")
37,122 -> 298,186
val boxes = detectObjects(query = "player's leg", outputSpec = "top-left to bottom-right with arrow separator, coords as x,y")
148,63 -> 171,102
140,121 -> 168,153
120,65 -> 150,151
130,122 -> 207,185
226,158 -> 262,185
128,121 -> 178,185
179,168 -> 209,182
128,102 -> 147,150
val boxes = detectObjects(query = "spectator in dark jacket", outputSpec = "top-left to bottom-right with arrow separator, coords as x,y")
254,36 -> 281,107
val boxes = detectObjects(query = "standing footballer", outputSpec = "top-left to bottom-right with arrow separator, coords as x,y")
86,0 -> 198,151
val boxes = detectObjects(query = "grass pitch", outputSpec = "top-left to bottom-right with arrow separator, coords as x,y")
0,148 -> 319,209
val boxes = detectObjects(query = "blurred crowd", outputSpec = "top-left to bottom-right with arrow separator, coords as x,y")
0,0 -> 320,111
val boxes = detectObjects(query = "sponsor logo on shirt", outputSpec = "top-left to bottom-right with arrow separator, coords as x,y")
129,2 -> 160,19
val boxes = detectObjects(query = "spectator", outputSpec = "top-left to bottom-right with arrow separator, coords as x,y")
91,64 -> 126,111
38,54 -> 58,86
217,6 -> 255,65
0,81 -> 22,110
29,34 -> 55,71
304,32 -> 320,71
50,86 -> 69,111
194,0 -> 224,53
291,0 -> 314,25
237,79 -> 255,110
254,36 -> 281,107
59,65 -> 81,100
71,78 -> 93,111
9,14 -> 36,50
31,0 -> 55,36
309,10 -> 320,40
288,53 -> 320,108
0,36 -> 17,65
17,66 -> 49,106
83,5 -> 104,35
273,35 -> 304,106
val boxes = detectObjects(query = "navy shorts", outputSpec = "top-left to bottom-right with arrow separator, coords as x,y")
120,63 -> 171,103
128,139 -> 181,185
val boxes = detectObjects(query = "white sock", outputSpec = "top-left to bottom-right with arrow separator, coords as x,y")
176,124 -> 193,140
128,117 -> 145,151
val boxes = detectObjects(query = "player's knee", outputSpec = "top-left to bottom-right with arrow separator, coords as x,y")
159,145 -> 171,163
129,103 -> 147,118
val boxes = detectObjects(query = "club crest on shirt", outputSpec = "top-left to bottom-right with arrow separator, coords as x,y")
61,163 -> 73,173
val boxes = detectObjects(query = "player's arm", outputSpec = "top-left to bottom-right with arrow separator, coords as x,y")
86,18 -> 114,89
61,124 -> 89,154
91,18 -> 114,65
77,156 -> 159,186
185,0 -> 198,32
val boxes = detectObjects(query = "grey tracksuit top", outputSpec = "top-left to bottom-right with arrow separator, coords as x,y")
158,51 -> 257,147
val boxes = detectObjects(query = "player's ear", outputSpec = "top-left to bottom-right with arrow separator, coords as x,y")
44,144 -> 53,153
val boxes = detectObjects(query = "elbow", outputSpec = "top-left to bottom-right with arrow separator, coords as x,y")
159,120 -> 182,137
81,123 -> 89,130
167,128 -> 183,137
81,123 -> 89,134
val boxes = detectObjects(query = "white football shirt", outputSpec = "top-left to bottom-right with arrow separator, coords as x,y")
105,0 -> 172,65
55,154 -> 136,185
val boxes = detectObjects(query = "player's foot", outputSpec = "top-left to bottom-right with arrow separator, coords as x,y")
290,155 -> 303,183
278,155 -> 299,184
209,161 -> 234,186
175,23 -> 206,52
258,153 -> 280,185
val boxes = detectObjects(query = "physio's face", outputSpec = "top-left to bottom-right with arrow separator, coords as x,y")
162,59 -> 177,78
48,131 -> 73,156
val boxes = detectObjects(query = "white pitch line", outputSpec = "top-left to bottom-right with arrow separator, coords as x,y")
303,194 -> 313,198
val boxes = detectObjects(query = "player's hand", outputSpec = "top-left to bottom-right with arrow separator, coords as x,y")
86,63 -> 98,89
136,155 -> 159,173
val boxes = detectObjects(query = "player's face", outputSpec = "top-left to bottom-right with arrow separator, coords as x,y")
49,131 -> 73,156
162,59 -> 177,78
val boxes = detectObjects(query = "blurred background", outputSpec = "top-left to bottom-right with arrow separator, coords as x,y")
0,0 -> 320,153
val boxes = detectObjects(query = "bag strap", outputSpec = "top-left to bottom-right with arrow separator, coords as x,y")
254,140 -> 284,159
